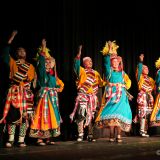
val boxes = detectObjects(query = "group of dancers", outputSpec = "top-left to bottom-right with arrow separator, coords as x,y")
0,30 -> 159,147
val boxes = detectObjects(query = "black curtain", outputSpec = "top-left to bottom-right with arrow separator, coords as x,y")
0,0 -> 160,141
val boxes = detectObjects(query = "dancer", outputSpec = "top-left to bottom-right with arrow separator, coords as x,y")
0,30 -> 35,147
150,57 -> 160,126
95,40 -> 132,143
29,38 -> 64,145
70,45 -> 104,142
135,54 -> 155,137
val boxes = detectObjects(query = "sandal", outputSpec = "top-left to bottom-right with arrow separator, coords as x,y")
109,138 -> 115,142
37,139 -> 46,146
87,135 -> 96,142
6,141 -> 14,148
116,137 -> 123,143
109,135 -> 115,142
46,141 -> 55,145
18,142 -> 27,147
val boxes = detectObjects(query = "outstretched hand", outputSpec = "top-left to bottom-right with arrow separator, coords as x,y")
8,30 -> 18,44
11,30 -> 18,37
79,45 -> 82,51
139,54 -> 144,62
76,45 -> 82,57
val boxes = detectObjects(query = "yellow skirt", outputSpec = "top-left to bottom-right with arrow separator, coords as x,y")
29,96 -> 61,138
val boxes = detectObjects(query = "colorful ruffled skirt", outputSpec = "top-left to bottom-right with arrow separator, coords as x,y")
150,94 -> 160,127
95,88 -> 132,132
30,88 -> 61,138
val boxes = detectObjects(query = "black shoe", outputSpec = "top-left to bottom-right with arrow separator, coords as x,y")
87,135 -> 96,142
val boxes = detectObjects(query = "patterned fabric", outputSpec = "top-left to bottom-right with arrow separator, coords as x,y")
8,124 -> 16,135
135,62 -> 155,124
137,91 -> 154,118
19,122 -> 27,137
2,84 -> 34,123
140,76 -> 154,93
77,120 -> 84,135
71,57 -> 103,138
95,55 -> 132,132
79,69 -> 98,94
105,82 -> 126,104
1,50 -> 35,123
8,122 -> 27,137
29,54 -> 63,139
96,118 -> 131,132
156,69 -> 160,93
11,60 -> 30,84
137,76 -> 154,118
70,93 -> 98,127
30,128 -> 60,139
150,69 -> 160,126
37,87 -> 59,124
1,45 -> 35,145
74,58 -> 104,94
30,87 -> 61,139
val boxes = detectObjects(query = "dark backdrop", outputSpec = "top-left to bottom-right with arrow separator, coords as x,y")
0,0 -> 160,142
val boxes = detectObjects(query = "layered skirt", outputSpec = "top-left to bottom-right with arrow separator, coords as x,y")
95,86 -> 132,132
30,87 -> 61,138
150,94 -> 160,127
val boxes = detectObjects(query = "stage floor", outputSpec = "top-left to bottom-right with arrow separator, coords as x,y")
0,136 -> 160,160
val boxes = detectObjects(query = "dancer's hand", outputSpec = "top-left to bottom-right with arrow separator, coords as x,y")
76,45 -> 82,58
139,54 -> 144,62
8,30 -> 18,44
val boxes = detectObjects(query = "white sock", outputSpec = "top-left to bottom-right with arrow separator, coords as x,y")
8,135 -> 14,142
18,136 -> 25,143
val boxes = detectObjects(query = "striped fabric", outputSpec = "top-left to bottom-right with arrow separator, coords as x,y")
137,76 -> 154,118
11,60 -> 30,84
79,69 -> 98,94
137,92 -> 154,118
70,93 -> 98,126
2,84 -> 34,122
141,76 -> 153,93
37,87 -> 59,124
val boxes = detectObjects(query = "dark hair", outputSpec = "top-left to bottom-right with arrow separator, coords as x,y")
16,47 -> 26,59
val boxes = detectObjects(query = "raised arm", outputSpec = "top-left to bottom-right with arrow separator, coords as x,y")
36,54 -> 46,87
137,54 -> 144,81
41,38 -> 46,54
8,30 -> 18,44
38,38 -> 51,58
1,30 -> 18,65
74,45 -> 82,77
103,54 -> 112,80
36,39 -> 48,83
101,41 -> 118,81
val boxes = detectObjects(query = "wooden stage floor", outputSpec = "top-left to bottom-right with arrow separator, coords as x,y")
0,136 -> 160,160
